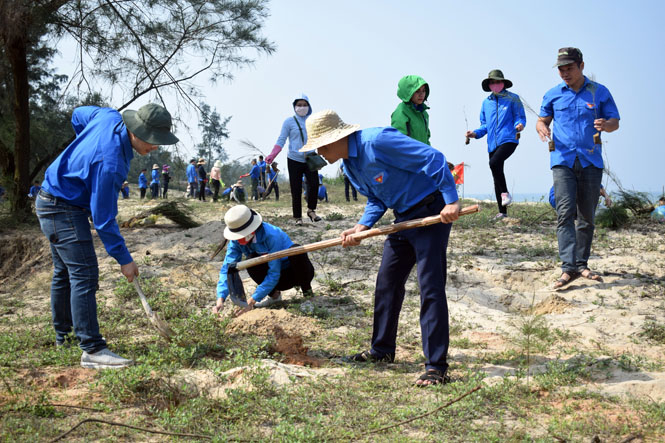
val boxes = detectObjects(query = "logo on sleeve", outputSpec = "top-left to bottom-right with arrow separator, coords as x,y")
373,172 -> 384,184
586,103 -> 595,109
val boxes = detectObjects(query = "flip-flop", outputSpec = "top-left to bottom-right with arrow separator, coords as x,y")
580,268 -> 603,282
553,271 -> 579,289
415,369 -> 451,387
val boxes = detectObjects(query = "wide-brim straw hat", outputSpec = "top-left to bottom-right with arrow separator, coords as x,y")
300,110 -> 360,153
481,69 -> 513,92
223,205 -> 262,240
234,180 -> 244,187
122,103 -> 179,145
214,160 -> 222,168
152,164 -> 159,169
197,158 -> 206,165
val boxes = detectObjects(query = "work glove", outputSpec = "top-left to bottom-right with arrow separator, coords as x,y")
265,145 -> 282,164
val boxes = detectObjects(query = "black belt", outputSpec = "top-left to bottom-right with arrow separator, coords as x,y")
396,191 -> 440,217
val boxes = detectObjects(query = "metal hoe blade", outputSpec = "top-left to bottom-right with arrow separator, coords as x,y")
133,278 -> 175,341
227,267 -> 248,308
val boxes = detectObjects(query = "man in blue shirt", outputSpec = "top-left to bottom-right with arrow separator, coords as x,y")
537,47 -> 620,289
212,205 -> 315,315
138,168 -> 148,199
186,159 -> 197,198
28,181 -> 42,198
240,159 -> 261,201
301,110 -> 460,387
36,103 -> 178,369
258,155 -> 267,188
150,164 -> 160,199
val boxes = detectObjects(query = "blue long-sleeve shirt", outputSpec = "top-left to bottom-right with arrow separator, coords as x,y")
539,76 -> 620,169
186,164 -> 197,183
151,168 -> 159,185
275,94 -> 312,163
42,106 -> 133,265
249,164 -> 261,180
216,223 -> 294,302
473,90 -> 526,153
138,172 -> 147,189
341,127 -> 459,227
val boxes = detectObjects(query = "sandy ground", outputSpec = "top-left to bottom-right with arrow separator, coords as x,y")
2,194 -> 664,404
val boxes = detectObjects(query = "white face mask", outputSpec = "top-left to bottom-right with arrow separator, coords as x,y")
295,105 -> 309,117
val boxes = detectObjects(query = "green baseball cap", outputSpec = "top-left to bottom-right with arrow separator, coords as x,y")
122,103 -> 179,145
554,47 -> 583,67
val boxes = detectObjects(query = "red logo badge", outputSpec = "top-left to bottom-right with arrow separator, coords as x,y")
373,172 -> 384,184
586,103 -> 595,109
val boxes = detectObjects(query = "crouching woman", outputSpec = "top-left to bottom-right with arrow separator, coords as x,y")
213,205 -> 315,315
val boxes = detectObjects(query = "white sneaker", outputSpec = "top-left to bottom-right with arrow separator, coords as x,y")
81,348 -> 133,369
255,292 -> 282,308
501,192 -> 513,206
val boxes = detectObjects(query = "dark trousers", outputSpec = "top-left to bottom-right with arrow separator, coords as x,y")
150,182 -> 159,199
212,179 -> 221,202
489,142 -> 517,214
247,246 -> 315,294
288,158 -> 318,219
371,192 -> 451,372
162,182 -> 169,199
251,178 -> 259,200
344,176 -> 357,201
140,188 -> 146,199
264,182 -> 279,200
198,181 -> 206,201
188,182 -> 196,197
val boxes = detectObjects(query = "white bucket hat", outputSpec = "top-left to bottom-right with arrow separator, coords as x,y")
223,205 -> 262,240
214,160 -> 222,168
299,110 -> 360,153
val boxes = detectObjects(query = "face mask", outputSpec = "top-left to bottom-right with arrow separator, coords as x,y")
295,105 -> 309,117
237,233 -> 254,245
489,82 -> 504,93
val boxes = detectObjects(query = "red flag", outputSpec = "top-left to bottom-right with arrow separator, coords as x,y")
452,162 -> 464,185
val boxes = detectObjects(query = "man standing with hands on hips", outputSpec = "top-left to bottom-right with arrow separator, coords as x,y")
36,103 -> 179,368
536,47 -> 620,289
300,110 -> 460,387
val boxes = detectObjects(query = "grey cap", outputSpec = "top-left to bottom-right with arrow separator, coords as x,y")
122,103 -> 179,145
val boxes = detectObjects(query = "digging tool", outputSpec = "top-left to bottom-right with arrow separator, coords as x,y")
236,204 -> 479,273
210,237 -> 228,260
226,263 -> 249,308
132,277 -> 175,341
261,172 -> 279,199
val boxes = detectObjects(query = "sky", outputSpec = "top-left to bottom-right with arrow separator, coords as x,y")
55,1 -> 665,197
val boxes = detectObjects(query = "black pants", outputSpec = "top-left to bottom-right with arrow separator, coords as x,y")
162,182 -> 169,199
288,158 -> 318,219
199,181 -> 206,201
140,188 -> 146,199
264,182 -> 279,200
344,176 -> 358,201
212,179 -> 221,202
489,142 -> 517,214
247,246 -> 315,294
188,182 -> 196,198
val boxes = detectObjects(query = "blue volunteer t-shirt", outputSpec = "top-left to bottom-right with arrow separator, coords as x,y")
539,76 -> 619,169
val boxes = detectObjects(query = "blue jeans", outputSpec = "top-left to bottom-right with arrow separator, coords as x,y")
552,158 -> 603,273
36,192 -> 106,352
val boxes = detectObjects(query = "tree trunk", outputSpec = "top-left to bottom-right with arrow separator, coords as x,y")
6,34 -> 31,215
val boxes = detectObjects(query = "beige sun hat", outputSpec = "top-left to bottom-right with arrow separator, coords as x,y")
214,160 -> 222,168
197,158 -> 206,165
223,205 -> 262,240
300,110 -> 360,152
152,163 -> 159,169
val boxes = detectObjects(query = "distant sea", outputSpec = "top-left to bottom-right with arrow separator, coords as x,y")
463,191 -> 663,203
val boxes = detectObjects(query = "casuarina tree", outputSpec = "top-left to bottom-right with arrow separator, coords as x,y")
0,0 -> 274,216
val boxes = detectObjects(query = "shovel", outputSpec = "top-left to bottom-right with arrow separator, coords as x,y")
226,204 -> 479,306
132,277 -> 175,341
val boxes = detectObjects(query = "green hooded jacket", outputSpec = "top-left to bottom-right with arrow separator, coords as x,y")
390,75 -> 430,145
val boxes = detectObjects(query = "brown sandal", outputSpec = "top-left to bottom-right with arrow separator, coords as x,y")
580,268 -> 603,282
553,271 -> 579,289
415,369 -> 451,387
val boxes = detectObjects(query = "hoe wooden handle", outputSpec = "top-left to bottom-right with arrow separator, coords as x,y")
235,204 -> 479,271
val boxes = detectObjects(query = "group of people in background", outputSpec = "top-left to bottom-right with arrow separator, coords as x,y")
137,164 -> 171,199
